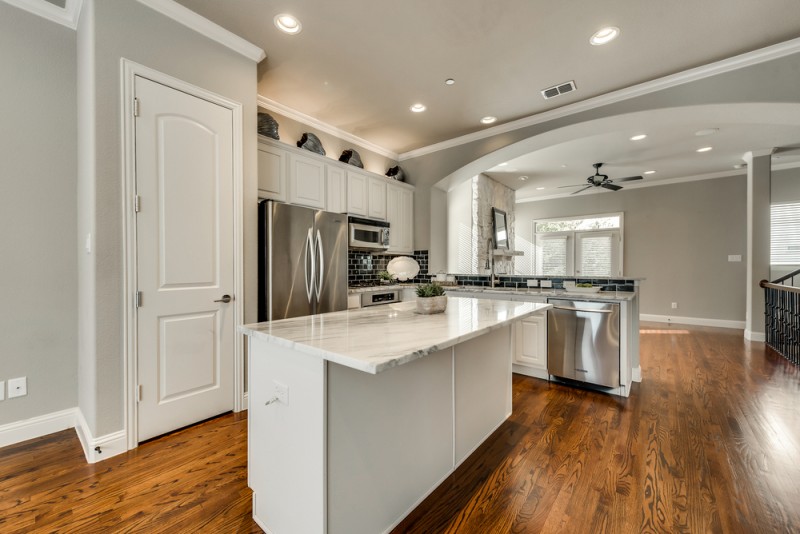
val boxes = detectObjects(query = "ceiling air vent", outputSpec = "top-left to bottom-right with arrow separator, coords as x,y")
541,80 -> 577,100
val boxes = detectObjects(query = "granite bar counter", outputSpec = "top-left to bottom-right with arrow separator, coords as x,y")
240,296 -> 550,534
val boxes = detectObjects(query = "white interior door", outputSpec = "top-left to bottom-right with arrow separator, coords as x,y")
135,75 -> 234,442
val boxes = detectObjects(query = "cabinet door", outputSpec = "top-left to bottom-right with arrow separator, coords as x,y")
514,313 -> 547,369
367,176 -> 387,220
347,171 -> 368,216
401,288 -> 417,302
257,143 -> 287,201
289,153 -> 326,209
387,184 -> 414,254
326,165 -> 347,213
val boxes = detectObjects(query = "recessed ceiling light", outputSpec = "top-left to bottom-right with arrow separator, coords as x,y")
519,176 -> 529,181
480,116 -> 497,124
498,162 -> 508,167
696,146 -> 713,153
630,134 -> 647,141
561,164 -> 568,168
410,103 -> 426,113
536,187 -> 546,190
695,128 -> 719,136
445,78 -> 455,86
643,170 -> 656,175
274,14 -> 302,34
590,26 -> 620,45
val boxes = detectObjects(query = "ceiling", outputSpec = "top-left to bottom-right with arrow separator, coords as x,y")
176,0 -> 800,198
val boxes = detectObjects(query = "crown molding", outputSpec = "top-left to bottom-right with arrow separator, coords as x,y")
399,37 -> 800,162
257,95 -> 399,161
136,0 -> 265,62
2,0 -> 83,29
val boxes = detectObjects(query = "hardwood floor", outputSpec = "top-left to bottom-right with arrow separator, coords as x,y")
1,323 -> 798,533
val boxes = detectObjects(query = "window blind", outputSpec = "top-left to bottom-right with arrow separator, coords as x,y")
577,233 -> 614,276
537,235 -> 568,276
771,202 -> 800,265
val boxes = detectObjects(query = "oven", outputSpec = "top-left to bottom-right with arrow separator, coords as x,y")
360,289 -> 400,307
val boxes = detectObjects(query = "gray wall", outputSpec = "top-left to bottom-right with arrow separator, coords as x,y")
515,176 -> 748,321
78,0 -> 257,436
0,3 -> 77,425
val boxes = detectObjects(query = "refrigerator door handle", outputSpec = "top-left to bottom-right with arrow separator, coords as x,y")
305,228 -> 314,303
314,229 -> 324,301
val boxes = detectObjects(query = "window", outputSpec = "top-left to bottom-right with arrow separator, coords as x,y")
532,213 -> 623,277
771,202 -> 800,265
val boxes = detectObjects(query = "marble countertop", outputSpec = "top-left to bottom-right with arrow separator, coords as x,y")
447,286 -> 639,302
240,297 -> 550,374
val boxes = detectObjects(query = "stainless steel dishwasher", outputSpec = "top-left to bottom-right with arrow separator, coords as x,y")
547,299 -> 620,388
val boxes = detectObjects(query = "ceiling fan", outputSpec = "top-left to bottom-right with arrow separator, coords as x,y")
559,163 -> 643,194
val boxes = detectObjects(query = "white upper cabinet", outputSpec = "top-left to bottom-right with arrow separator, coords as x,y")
387,182 -> 414,254
347,170 -> 368,216
289,152 -> 326,209
257,142 -> 287,202
367,176 -> 387,220
326,165 -> 347,214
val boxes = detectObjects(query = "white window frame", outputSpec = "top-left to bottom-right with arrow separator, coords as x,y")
532,212 -> 624,277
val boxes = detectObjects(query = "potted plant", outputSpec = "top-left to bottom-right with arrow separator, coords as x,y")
415,282 -> 447,314
378,270 -> 395,285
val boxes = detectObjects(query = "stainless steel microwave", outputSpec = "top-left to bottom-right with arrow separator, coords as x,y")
348,216 -> 390,251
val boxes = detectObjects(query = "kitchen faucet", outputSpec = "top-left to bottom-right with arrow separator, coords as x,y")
486,238 -> 496,288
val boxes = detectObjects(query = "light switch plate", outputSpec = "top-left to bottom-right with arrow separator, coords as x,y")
728,255 -> 742,262
526,279 -> 539,287
0,381 -> 5,401
540,280 -> 553,288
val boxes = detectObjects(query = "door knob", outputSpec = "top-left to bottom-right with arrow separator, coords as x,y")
214,294 -> 233,303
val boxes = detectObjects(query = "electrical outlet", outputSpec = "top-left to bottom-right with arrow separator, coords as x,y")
540,280 -> 553,288
526,279 -> 539,287
0,381 -> 5,401
273,381 -> 289,405
8,377 -> 27,398
671,302 -> 678,309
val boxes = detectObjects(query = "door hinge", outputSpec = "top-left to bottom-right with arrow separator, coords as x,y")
135,291 -> 143,308
137,384 -> 143,402
133,98 -> 140,117
134,195 -> 141,213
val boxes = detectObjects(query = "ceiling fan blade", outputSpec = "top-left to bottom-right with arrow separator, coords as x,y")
614,175 -> 643,182
571,185 -> 594,195
601,183 -> 623,191
558,183 -> 592,189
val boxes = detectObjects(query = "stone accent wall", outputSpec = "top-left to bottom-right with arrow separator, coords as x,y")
473,174 -> 515,275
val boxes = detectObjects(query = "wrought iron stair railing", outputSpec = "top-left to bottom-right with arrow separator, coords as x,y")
760,267 -> 800,365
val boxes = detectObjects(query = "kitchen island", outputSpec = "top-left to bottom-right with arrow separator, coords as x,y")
240,296 -> 550,534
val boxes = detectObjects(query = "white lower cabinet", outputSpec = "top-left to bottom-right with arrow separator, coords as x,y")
401,288 -> 417,301
347,294 -> 361,310
513,313 -> 548,379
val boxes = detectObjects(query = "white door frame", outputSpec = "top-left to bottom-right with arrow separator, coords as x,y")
121,59 -> 245,450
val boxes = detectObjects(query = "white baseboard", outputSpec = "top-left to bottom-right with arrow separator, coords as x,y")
744,329 -> 766,342
640,314 -> 745,330
0,407 -> 77,448
74,409 -> 128,463
632,366 -> 642,382
0,407 -> 128,463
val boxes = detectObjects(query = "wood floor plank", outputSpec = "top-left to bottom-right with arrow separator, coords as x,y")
1,322 -> 799,533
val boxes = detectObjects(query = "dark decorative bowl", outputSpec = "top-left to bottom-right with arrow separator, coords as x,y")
297,132 -> 326,156
339,149 -> 363,168
386,165 -> 405,182
257,112 -> 279,140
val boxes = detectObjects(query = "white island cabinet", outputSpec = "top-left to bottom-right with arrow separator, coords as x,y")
240,297 -> 550,534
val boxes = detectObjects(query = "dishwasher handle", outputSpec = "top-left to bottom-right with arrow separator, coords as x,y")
552,305 -> 613,314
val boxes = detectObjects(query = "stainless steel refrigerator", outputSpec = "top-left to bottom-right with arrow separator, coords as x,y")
258,200 -> 348,321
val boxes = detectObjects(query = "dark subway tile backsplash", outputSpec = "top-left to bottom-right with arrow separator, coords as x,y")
348,250 -> 429,286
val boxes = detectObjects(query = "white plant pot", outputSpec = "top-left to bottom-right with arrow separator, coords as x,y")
416,295 -> 447,314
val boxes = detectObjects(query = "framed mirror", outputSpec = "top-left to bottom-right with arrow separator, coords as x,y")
492,208 -> 508,249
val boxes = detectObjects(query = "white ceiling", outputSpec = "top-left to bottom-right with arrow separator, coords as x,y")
176,0 -> 800,198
